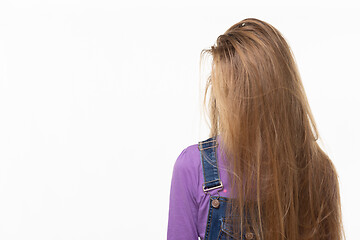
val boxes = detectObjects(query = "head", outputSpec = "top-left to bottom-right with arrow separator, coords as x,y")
200,18 -> 344,240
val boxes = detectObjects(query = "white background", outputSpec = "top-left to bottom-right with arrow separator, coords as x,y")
0,1 -> 359,239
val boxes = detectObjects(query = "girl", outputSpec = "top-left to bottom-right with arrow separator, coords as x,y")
167,18 -> 344,240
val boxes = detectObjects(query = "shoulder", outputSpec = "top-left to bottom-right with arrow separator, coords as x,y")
173,144 -> 201,173
172,136 -> 219,176
170,143 -> 202,199
173,135 -> 218,169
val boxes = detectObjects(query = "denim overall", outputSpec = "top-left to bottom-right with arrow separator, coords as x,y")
198,136 -> 256,240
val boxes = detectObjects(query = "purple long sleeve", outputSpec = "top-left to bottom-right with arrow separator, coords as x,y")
167,147 -> 199,239
167,143 -> 231,240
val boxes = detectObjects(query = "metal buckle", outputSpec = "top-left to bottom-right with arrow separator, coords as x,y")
202,180 -> 223,192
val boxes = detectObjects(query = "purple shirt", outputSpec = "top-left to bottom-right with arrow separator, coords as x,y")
167,141 -> 231,240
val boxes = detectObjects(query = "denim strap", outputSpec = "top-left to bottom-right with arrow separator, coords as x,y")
198,136 -> 223,193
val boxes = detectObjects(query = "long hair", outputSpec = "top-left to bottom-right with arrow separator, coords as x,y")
199,18 -> 344,240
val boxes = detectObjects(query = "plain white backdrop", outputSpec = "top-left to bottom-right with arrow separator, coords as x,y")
0,1 -> 359,239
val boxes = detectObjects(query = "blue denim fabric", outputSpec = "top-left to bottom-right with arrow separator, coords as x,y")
198,136 -> 223,192
198,136 -> 256,240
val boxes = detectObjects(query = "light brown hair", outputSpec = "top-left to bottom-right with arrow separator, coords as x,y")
200,18 -> 345,240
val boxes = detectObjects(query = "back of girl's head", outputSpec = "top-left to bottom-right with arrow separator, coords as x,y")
202,18 -> 312,145
200,18 -> 345,240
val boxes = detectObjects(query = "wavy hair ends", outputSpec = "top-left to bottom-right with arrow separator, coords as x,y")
199,18 -> 345,240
